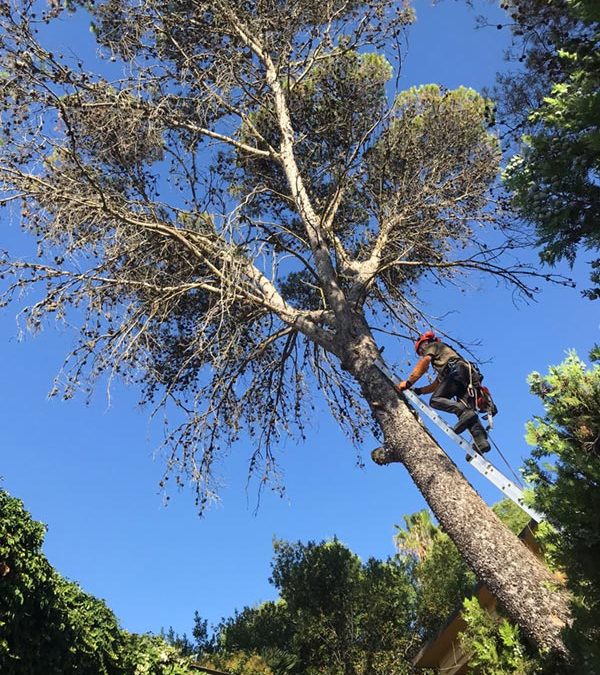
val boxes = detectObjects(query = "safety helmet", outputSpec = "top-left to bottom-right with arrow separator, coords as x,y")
415,330 -> 439,354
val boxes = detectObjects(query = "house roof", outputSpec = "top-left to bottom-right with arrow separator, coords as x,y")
413,519 -> 540,671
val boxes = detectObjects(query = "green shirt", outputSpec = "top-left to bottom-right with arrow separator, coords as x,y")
421,341 -> 462,376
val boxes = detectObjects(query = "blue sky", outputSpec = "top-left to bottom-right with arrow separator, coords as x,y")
1,0 -> 597,640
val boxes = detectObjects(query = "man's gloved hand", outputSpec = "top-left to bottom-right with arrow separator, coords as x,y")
397,380 -> 411,391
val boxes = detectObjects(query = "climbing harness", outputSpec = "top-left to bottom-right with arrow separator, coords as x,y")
374,357 -> 543,523
463,360 -> 498,430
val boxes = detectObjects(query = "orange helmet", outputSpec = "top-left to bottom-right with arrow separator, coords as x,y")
415,330 -> 439,354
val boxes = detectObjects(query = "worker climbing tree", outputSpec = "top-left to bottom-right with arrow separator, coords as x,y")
397,331 -> 495,455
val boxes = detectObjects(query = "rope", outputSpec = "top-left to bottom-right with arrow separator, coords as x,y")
488,435 -> 525,488
461,361 -> 524,488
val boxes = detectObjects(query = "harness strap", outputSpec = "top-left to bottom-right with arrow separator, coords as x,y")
466,361 -> 476,400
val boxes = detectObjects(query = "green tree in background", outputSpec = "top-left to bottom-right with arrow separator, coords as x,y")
217,602 -> 295,669
524,350 -> 600,671
214,506 -> 543,674
0,487 -> 194,675
499,0 -> 600,297
220,538 -> 418,675
0,487 -> 122,673
395,510 -> 475,638
490,500 -> 531,536
199,651 -> 275,675
4,479 -> 567,674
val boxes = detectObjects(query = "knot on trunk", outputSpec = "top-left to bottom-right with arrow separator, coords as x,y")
371,446 -> 398,465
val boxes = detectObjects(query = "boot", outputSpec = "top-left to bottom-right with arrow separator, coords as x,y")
470,421 -> 491,454
453,407 -> 478,434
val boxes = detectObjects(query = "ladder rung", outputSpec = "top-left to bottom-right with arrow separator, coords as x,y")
374,358 -> 543,523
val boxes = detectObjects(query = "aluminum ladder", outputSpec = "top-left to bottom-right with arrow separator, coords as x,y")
374,358 -> 543,523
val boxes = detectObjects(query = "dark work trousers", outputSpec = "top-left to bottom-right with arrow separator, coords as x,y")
429,361 -> 487,440
429,360 -> 471,415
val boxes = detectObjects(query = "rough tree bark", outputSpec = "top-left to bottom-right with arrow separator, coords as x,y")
339,321 -> 571,656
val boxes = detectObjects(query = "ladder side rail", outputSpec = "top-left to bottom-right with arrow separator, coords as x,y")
404,389 -> 476,457
373,359 -> 543,523
406,389 -> 543,521
468,454 -> 543,522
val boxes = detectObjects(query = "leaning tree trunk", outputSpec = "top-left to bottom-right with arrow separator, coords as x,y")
341,326 -> 572,657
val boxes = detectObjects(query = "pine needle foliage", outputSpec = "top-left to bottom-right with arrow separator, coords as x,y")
0,0 -> 563,507
524,350 -> 600,670
497,0 -> 600,297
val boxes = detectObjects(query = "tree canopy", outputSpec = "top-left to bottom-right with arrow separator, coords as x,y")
7,474 -> 599,674
497,0 -> 600,298
0,0 -> 554,504
524,350 -> 600,670
394,510 -> 476,639
219,538 -> 418,675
